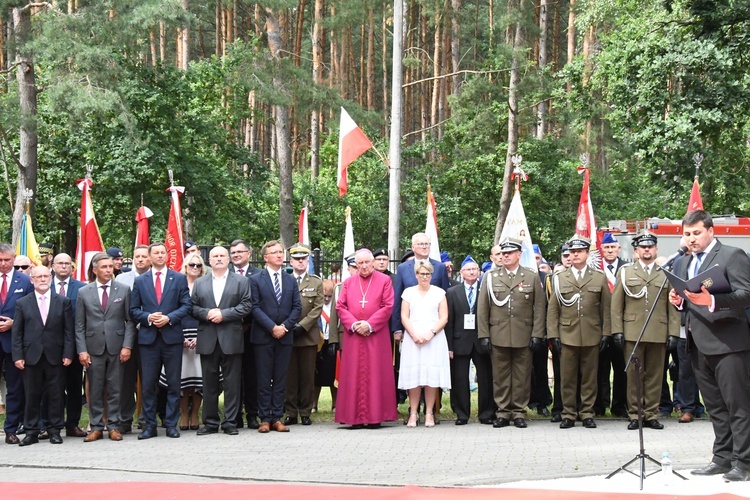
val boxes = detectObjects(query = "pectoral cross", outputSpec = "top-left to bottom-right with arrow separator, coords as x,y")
359,297 -> 368,308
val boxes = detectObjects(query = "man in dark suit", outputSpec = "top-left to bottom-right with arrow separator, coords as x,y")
229,238 -> 262,429
250,240 -> 301,433
595,232 -> 629,418
11,265 -> 75,445
192,246 -> 252,435
0,242 -> 35,444
446,256 -> 495,425
669,210 -> 750,482
76,252 -> 136,442
130,242 -> 192,439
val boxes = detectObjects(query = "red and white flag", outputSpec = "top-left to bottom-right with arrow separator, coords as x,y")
134,205 -> 154,251
337,107 -> 373,198
425,184 -> 441,261
576,166 -> 608,289
165,184 -> 185,271
74,178 -> 105,282
298,206 -> 310,245
687,177 -> 704,212
341,207 -> 356,281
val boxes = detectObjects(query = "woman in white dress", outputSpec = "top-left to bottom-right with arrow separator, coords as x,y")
398,259 -> 451,428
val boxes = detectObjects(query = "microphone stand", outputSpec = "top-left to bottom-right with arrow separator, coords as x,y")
606,261 -> 688,489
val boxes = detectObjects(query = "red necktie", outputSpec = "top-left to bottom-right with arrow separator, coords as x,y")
101,285 -> 109,311
59,281 -> 66,297
1,274 -> 7,304
155,271 -> 162,304
237,269 -> 244,276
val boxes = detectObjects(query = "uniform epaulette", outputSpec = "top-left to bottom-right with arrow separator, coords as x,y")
308,273 -> 322,280
520,266 -> 537,274
590,267 -> 605,274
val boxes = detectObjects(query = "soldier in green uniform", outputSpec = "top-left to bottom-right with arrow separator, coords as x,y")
478,238 -> 546,429
547,236 -> 612,429
284,244 -> 324,426
611,230 -> 679,430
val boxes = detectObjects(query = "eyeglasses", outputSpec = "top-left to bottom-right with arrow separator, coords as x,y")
417,272 -> 432,277
187,263 -> 203,269
14,265 -> 30,270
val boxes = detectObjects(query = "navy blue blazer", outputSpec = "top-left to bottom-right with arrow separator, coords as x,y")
249,268 -> 302,346
130,268 -> 192,345
0,270 -> 34,353
391,258 -> 450,332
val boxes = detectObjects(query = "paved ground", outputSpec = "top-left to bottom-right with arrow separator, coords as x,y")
0,416 -> 735,489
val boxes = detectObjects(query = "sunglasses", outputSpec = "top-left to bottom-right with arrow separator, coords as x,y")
187,263 -> 203,269
14,265 -> 30,270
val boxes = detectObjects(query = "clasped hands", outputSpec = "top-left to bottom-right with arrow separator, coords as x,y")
148,312 -> 170,328
352,321 -> 371,337
409,329 -> 434,345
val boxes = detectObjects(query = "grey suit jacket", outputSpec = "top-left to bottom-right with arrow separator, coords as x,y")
75,281 -> 137,356
192,271 -> 252,355
676,239 -> 750,355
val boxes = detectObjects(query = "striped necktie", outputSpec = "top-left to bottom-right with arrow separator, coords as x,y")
274,272 -> 282,302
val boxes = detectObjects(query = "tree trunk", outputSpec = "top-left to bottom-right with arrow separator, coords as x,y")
366,5 -> 375,110
265,8 -> 295,248
451,0 -> 461,96
566,0 -> 575,93
493,1 -> 523,244
310,0 -> 324,178
294,0 -> 306,66
430,10 -> 441,137
536,0 -> 548,139
11,7 -> 38,245
179,0 -> 189,70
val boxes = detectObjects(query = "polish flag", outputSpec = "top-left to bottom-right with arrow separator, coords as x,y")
165,184 -> 185,271
74,178 -> 105,282
135,205 -> 154,251
425,184 -> 441,261
340,206 -> 356,281
687,177 -> 704,212
337,107 -> 373,197
576,166 -> 608,289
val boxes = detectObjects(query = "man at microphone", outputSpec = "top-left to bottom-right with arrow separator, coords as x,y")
611,230 -> 679,430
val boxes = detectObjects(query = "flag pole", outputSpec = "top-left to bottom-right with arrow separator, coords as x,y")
693,152 -> 703,180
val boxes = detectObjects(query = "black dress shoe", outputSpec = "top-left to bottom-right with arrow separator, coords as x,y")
19,434 -> 39,446
559,418 -> 575,429
247,418 -> 260,430
301,416 -> 312,426
479,418 -> 494,425
513,418 -> 527,428
283,416 -> 298,426
582,418 -> 597,429
166,427 -> 180,438
627,420 -> 640,430
537,407 -> 551,417
196,426 -> 219,436
38,431 -> 50,440
692,462 -> 731,476
16,424 -> 25,434
455,419 -> 468,426
492,418 -> 510,428
49,433 -> 63,444
644,419 -> 664,429
551,413 -> 562,423
5,433 -> 20,445
138,427 -> 157,440
723,467 -> 750,482
223,426 -> 238,435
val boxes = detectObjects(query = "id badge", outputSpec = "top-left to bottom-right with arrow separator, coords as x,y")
464,314 -> 476,330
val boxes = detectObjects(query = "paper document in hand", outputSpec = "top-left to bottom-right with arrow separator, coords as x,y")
661,264 -> 731,299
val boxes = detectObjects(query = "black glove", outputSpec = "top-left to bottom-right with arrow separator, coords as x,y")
292,325 -> 306,338
327,342 -> 339,358
550,338 -> 562,355
479,338 -> 492,355
599,335 -> 612,353
529,337 -> 545,353
665,336 -> 679,352
613,333 -> 625,351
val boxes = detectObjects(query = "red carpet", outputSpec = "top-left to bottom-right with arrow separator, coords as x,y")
1,482 -> 745,499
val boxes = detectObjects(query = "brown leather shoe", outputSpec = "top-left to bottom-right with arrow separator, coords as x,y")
271,421 -> 290,432
83,430 -> 104,442
66,426 -> 87,437
679,412 -> 694,423
108,429 -> 123,441
5,433 -> 19,445
258,422 -> 271,433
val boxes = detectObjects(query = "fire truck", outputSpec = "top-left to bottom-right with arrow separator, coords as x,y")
599,215 -> 750,261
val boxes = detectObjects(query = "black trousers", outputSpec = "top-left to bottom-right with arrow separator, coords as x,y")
449,347 -> 495,421
23,357 -> 65,435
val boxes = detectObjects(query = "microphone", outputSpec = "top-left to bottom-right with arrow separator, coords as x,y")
660,246 -> 689,270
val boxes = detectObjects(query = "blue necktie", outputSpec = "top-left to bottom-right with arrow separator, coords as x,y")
274,272 -> 282,302
468,285 -> 474,310
692,252 -> 704,279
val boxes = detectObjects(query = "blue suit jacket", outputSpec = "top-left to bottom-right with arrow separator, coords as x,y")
130,268 -> 192,345
249,268 -> 302,346
0,271 -> 35,352
391,258 -> 450,332
52,277 -> 85,319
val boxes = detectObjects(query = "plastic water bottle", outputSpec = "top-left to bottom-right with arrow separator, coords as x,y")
661,452 -> 672,485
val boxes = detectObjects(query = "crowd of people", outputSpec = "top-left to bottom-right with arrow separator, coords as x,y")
0,209 -> 749,481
